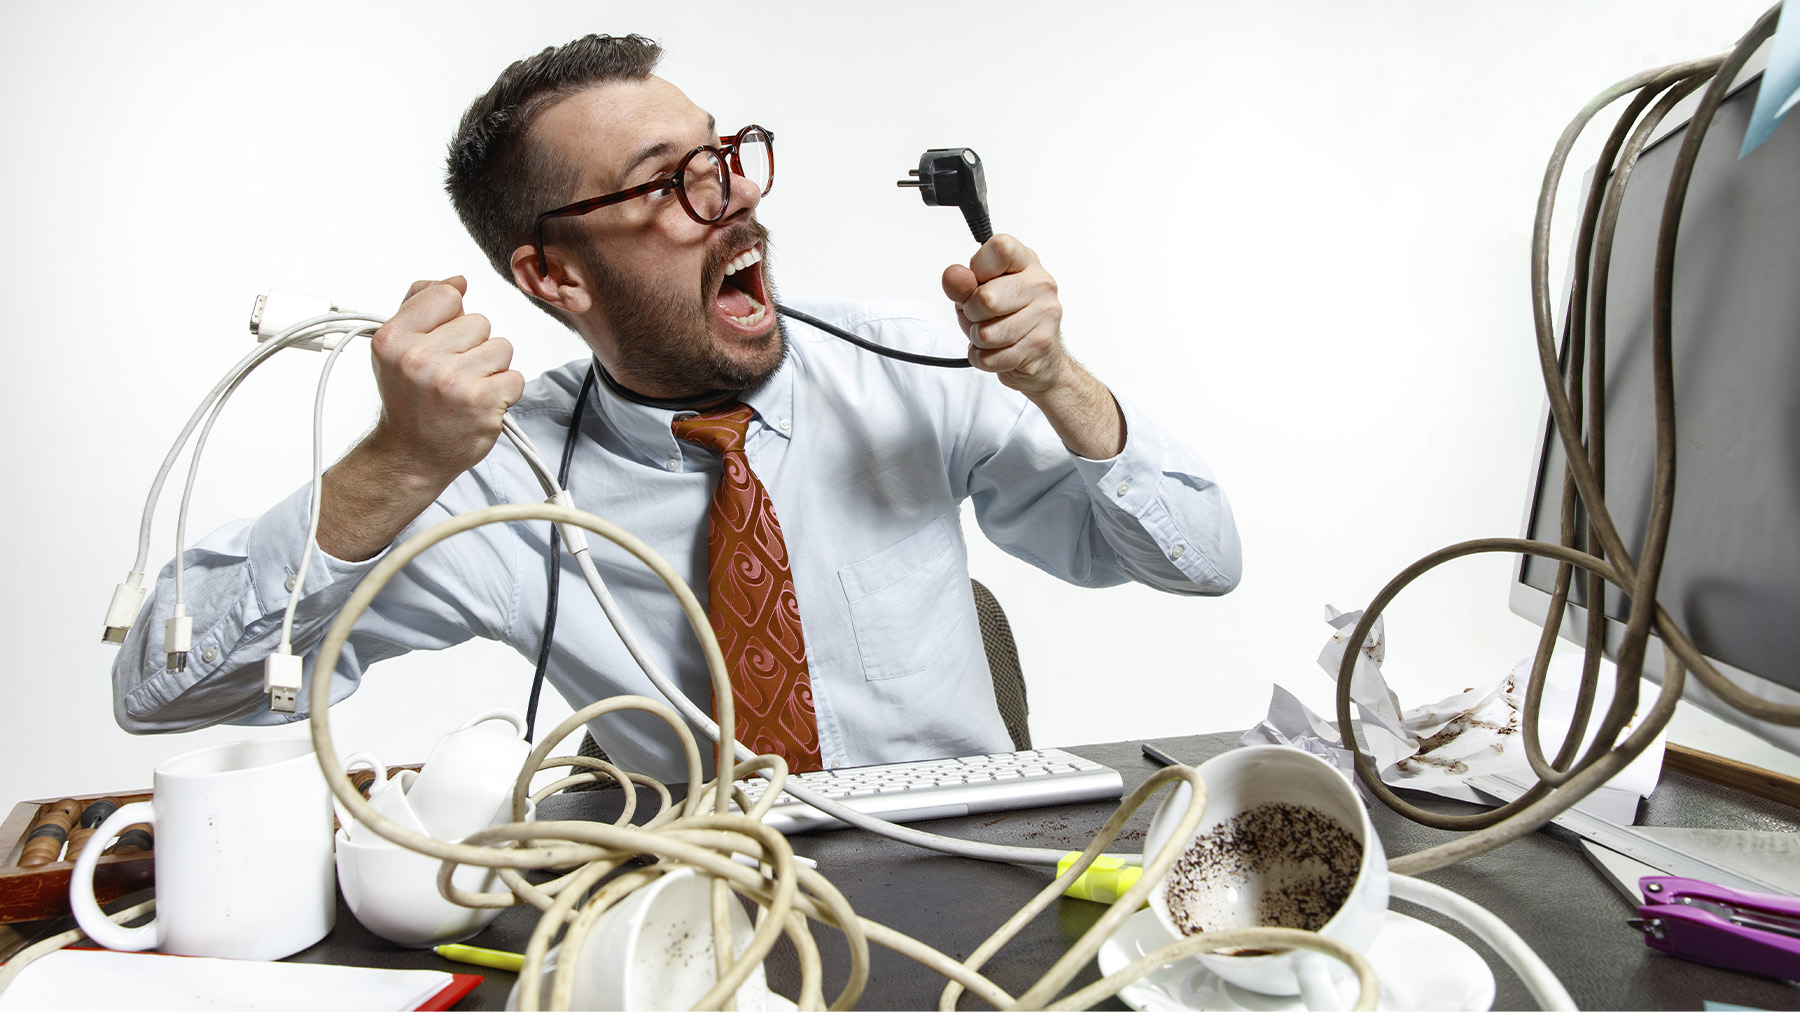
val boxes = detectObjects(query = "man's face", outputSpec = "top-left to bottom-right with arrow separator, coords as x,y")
533,78 -> 784,399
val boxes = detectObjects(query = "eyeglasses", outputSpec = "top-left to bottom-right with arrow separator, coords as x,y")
532,124 -> 774,275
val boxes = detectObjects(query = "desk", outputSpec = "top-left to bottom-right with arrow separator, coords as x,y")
287,732 -> 1800,1010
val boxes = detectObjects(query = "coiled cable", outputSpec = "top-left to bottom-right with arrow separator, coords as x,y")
1334,4 -> 1797,877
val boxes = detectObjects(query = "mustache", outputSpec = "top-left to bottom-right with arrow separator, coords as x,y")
701,219 -> 772,297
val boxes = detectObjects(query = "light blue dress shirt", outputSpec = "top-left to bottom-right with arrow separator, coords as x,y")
114,297 -> 1240,781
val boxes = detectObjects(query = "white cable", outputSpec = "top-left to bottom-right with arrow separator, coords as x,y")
109,313 -> 386,648
1389,874 -> 1577,1011
164,317 -> 381,670
278,331 -> 368,648
170,366 -> 252,616
128,312 -> 384,577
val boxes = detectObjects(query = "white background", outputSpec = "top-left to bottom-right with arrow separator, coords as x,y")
0,1 -> 1783,810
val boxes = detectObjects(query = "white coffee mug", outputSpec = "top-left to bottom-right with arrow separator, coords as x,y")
406,708 -> 531,841
1143,745 -> 1388,1011
69,737 -> 336,961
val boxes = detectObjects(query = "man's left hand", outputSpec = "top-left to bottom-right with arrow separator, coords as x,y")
942,235 -> 1125,460
941,234 -> 1068,395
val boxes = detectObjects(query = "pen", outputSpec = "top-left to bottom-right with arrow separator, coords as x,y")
1140,742 -> 1185,768
435,942 -> 524,972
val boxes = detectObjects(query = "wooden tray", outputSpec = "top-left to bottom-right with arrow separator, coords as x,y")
0,790 -> 153,925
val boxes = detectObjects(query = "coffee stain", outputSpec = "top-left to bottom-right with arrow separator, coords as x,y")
1162,802 -> 1360,938
1402,673 -> 1520,773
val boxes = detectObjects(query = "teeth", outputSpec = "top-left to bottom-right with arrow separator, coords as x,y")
726,294 -> 767,328
723,246 -> 763,276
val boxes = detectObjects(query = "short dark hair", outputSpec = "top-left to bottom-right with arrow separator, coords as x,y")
444,34 -> 662,314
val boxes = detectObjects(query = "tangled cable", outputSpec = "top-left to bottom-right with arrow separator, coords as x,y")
1335,3 -> 1797,877
306,501 -> 1385,1011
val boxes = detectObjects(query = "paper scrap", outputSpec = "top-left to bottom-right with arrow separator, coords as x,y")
1240,607 -> 1666,825
1741,1 -> 1800,157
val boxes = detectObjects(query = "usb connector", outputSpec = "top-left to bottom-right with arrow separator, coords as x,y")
165,606 -> 192,672
264,651 -> 303,714
101,574 -> 146,644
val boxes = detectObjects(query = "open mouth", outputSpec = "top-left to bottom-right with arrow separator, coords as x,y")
713,244 -> 769,331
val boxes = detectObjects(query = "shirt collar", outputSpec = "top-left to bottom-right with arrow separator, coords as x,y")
588,352 -> 797,466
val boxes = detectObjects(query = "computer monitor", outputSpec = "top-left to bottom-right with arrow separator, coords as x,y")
1510,72 -> 1800,756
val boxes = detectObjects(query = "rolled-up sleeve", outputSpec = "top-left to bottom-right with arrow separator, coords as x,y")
966,390 -> 1241,596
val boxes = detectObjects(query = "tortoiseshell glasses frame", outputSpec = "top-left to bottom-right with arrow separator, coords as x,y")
531,124 -> 774,276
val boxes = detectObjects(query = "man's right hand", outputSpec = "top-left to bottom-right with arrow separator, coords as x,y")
367,276 -> 525,488
316,276 -> 525,562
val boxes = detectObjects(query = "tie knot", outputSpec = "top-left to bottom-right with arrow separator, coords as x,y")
672,401 -> 754,454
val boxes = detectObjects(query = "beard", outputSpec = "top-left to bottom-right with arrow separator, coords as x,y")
582,219 -> 787,399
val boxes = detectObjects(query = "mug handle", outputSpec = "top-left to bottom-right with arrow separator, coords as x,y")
336,751 -> 386,830
458,708 -> 526,740
68,800 -> 159,952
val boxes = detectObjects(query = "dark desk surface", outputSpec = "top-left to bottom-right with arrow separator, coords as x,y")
289,732 -> 1800,1010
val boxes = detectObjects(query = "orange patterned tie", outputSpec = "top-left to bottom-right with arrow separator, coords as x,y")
672,403 -> 823,772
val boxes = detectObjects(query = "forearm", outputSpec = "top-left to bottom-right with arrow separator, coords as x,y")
1020,357 -> 1125,462
315,432 -> 455,562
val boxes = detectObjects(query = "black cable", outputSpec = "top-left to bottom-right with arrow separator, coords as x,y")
775,303 -> 971,368
524,364 -> 597,743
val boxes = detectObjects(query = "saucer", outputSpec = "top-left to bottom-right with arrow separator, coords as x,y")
1095,908 -> 1495,1011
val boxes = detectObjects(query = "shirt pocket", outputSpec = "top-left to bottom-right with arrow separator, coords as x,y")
837,515 -> 968,682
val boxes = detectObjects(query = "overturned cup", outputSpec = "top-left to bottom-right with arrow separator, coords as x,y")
334,798 -> 532,949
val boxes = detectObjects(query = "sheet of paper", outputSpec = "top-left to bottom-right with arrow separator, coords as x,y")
1241,607 -> 1666,825
0,949 -> 455,1011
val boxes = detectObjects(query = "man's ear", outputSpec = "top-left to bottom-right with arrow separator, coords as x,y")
510,242 -> 594,315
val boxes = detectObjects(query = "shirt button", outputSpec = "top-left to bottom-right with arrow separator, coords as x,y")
1115,480 -> 1131,497
1171,544 -> 1186,560
779,419 -> 792,432
201,647 -> 218,664
285,574 -> 298,592
665,458 -> 679,471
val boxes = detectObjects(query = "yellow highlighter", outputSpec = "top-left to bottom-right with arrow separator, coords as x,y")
1058,851 -> 1144,905
435,942 -> 525,973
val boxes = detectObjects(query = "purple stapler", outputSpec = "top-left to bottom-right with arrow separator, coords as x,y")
1631,875 -> 1800,980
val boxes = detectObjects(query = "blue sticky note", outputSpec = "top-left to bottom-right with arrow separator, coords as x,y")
1741,3 -> 1800,158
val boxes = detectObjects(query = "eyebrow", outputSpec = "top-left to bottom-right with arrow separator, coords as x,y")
613,113 -> 720,189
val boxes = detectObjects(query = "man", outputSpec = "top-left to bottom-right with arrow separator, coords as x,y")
113,34 -> 1240,780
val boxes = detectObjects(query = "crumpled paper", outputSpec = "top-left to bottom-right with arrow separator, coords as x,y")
1239,606 -> 1666,825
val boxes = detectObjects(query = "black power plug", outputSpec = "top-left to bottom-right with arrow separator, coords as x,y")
897,148 -> 992,244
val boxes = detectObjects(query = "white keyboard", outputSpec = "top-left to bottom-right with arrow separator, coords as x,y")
731,747 -> 1124,834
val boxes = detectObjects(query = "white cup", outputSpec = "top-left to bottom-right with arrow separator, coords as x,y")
1143,745 -> 1388,1011
335,799 -> 532,948
510,867 -> 770,1011
69,737 -> 336,961
406,709 -> 531,841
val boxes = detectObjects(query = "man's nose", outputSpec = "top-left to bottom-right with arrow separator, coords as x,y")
720,167 -> 761,219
